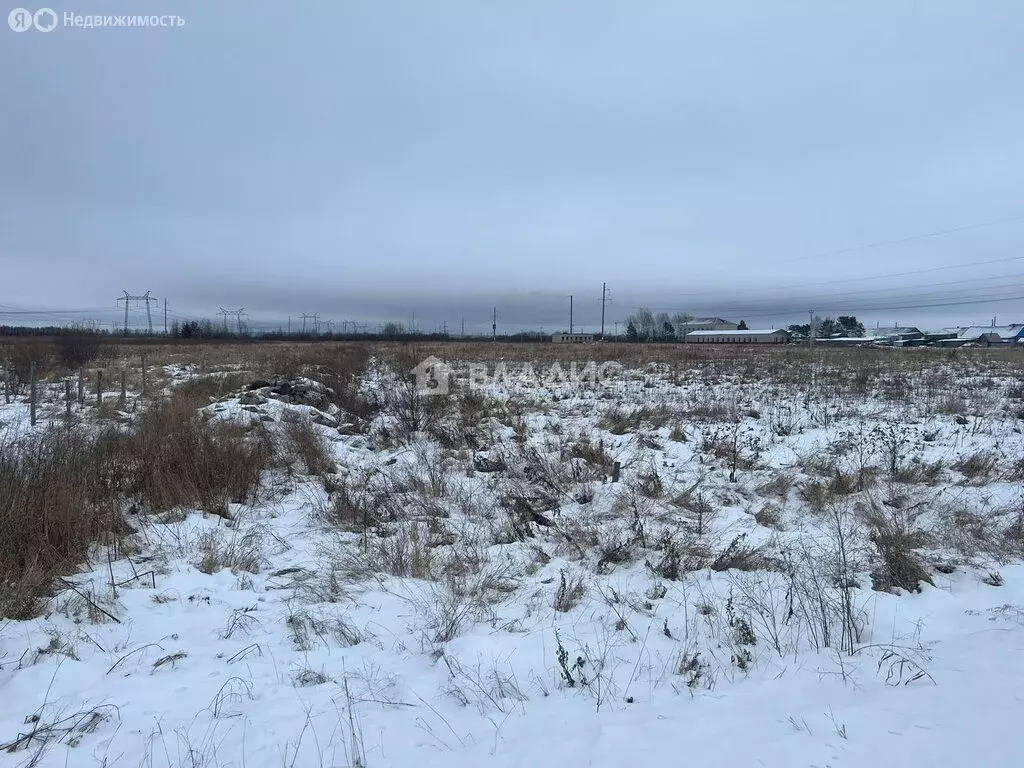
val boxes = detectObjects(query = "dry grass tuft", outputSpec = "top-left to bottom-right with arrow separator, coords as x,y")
280,415 -> 334,476
865,507 -> 934,593
553,568 -> 587,612
0,427 -> 128,618
128,396 -> 276,514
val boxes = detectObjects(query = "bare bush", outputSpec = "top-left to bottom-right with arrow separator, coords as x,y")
865,506 -> 934,593
952,450 -> 999,484
128,396 -> 276,514
280,415 -> 334,476
174,372 -> 251,408
54,333 -> 104,369
0,427 -> 128,618
710,534 -> 769,572
553,568 -> 587,612
194,527 -> 264,574
365,522 -> 435,579
321,478 -> 386,532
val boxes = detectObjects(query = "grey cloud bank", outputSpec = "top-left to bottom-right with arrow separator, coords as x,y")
2,0 -> 1023,331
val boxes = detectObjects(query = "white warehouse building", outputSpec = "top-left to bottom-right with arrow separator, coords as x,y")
683,329 -> 790,344
552,332 -> 595,343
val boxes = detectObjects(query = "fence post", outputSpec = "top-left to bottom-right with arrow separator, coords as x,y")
2,372 -> 9,405
65,379 -> 72,425
29,361 -> 37,426
141,352 -> 147,395
78,368 -> 85,406
612,461 -> 621,483
97,370 -> 103,406
120,370 -> 127,406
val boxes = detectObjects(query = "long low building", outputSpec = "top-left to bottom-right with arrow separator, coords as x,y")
551,332 -> 595,343
684,329 -> 790,344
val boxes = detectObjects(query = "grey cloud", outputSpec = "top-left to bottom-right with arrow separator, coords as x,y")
2,0 -> 1023,332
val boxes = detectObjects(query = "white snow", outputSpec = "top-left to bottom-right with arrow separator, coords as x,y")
2,352 -> 1024,767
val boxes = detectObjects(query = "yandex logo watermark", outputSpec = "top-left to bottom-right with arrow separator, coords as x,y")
8,7 -> 185,31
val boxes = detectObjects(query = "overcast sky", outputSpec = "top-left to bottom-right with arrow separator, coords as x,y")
2,0 -> 1024,332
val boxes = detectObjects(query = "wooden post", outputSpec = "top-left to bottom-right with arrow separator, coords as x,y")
612,461 -> 621,483
29,361 -> 36,426
78,368 -> 85,406
65,379 -> 72,424
141,353 -> 147,395
97,370 -> 103,406
120,370 -> 127,406
2,373 -> 8,405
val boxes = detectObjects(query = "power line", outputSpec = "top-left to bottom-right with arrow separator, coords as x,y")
666,254 -> 1024,303
788,211 -> 1024,264
661,284 -> 1024,317
680,210 -> 1024,283
721,292 -> 1024,320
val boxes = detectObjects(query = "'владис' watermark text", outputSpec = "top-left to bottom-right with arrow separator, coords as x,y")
411,356 -> 624,397
8,8 -> 185,32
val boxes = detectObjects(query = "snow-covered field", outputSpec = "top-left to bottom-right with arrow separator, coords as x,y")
1,346 -> 1023,768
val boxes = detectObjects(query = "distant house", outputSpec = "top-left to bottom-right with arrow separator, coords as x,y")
678,317 -> 739,332
922,330 -> 960,345
872,326 -> 924,345
552,332 -> 594,344
683,329 -> 790,344
955,325 -> 1024,346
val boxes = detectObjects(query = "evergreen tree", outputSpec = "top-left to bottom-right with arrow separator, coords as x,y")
837,316 -> 865,337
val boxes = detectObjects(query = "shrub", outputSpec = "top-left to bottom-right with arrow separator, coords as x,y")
127,398 -> 275,514
280,415 -> 333,476
553,568 -> 587,612
55,334 -> 103,369
866,508 -> 933,593
952,451 -> 999,483
0,427 -> 129,618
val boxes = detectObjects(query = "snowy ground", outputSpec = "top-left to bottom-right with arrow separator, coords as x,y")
1,348 -> 1023,767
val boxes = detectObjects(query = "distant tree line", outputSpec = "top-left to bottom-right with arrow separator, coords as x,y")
622,309 -> 696,342
787,316 -> 865,340
1,322 -> 552,345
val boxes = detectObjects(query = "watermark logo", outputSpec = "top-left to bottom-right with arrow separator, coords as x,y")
8,7 -> 53,31
411,356 -> 451,396
412,357 -> 624,396
8,8 -> 185,31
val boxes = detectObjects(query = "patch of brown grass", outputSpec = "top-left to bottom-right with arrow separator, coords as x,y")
0,427 -> 129,618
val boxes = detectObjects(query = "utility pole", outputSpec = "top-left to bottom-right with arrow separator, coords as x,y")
164,298 -> 168,335
808,309 -> 815,346
568,295 -> 573,333
492,308 -> 497,341
461,317 -> 465,338
117,290 -> 158,334
600,282 -> 607,338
